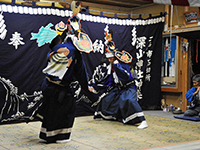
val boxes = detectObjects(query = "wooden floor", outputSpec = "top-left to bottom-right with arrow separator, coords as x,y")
0,111 -> 200,150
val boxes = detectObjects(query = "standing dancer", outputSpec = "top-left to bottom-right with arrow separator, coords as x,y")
37,1 -> 93,143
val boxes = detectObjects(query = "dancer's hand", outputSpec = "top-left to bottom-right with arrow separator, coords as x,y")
88,86 -> 98,94
113,60 -> 119,64
88,86 -> 94,92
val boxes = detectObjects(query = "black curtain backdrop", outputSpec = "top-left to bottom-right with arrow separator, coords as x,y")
131,18 -> 164,109
0,3 -> 164,123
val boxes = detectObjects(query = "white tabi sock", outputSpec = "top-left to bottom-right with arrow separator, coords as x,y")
137,121 -> 148,129
56,139 -> 71,144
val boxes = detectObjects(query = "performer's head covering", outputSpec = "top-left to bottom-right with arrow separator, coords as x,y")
104,28 -> 133,63
66,1 -> 82,35
105,52 -> 114,58
53,1 -> 93,53
104,29 -> 116,58
49,29 -> 68,49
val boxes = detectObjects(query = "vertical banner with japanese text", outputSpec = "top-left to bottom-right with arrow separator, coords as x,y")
131,20 -> 164,109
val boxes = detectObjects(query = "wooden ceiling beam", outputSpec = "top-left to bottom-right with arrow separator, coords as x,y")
80,0 -> 141,8
18,0 -> 155,12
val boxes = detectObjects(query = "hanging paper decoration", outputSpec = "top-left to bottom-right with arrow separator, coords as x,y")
115,50 -> 133,63
55,21 -> 67,35
73,32 -> 93,53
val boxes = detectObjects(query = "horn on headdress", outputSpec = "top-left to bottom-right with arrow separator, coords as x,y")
71,1 -> 81,15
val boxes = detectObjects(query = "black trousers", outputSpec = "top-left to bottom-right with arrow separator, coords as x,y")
38,79 -> 75,143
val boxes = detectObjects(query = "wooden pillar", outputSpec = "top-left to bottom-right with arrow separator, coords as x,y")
164,5 -> 169,31
181,6 -> 190,111
181,38 -> 189,111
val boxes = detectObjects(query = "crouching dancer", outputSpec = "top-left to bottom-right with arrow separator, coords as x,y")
88,29 -> 148,129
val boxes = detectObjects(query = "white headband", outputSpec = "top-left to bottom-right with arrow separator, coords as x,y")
105,52 -> 114,58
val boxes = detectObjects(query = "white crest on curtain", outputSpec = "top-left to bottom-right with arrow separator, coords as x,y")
0,76 -> 43,122
0,12 -> 7,40
8,32 -> 25,49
